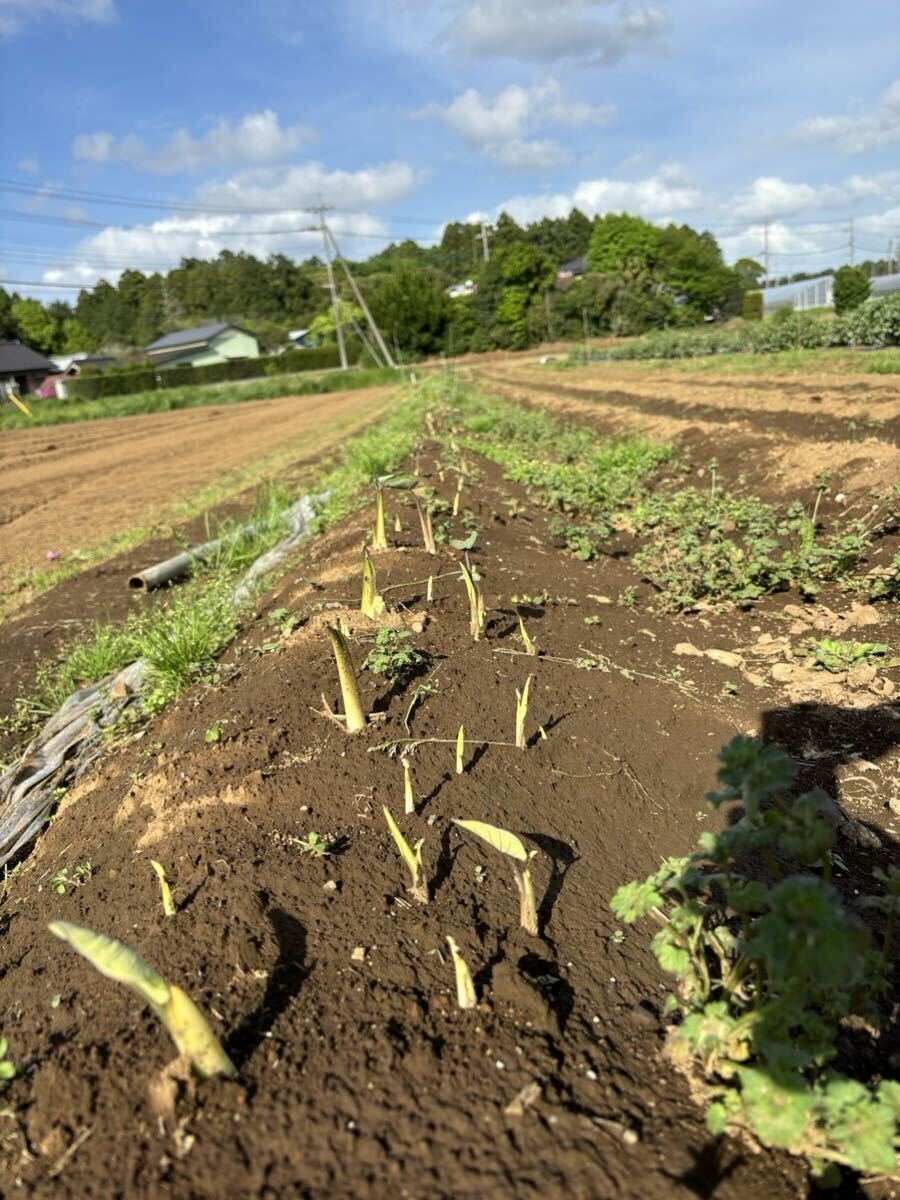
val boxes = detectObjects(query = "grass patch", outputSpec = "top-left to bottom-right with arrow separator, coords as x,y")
16,384 -> 433,730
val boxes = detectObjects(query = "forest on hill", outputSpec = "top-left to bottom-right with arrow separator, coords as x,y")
0,207 -> 870,363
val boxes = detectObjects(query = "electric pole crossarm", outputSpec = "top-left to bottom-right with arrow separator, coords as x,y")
326,226 -> 396,368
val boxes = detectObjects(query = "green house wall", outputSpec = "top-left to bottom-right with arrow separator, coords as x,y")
159,328 -> 260,368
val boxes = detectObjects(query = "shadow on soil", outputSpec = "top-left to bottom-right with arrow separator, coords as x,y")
226,905 -> 311,1071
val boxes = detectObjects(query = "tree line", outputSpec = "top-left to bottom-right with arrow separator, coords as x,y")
0,207 -> 831,363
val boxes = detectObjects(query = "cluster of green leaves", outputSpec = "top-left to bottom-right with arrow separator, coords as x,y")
363,629 -> 427,684
630,490 -> 890,611
572,292 -> 900,364
612,735 -> 900,1180
808,637 -> 889,673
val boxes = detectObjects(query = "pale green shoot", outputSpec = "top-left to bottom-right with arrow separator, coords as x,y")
456,725 -> 465,775
326,624 -> 367,733
401,756 -> 414,815
150,860 -> 176,917
48,921 -> 236,1078
460,561 -> 484,640
382,807 -> 428,903
515,674 -> 533,750
446,935 -> 477,1010
361,548 -> 386,619
452,819 -> 539,935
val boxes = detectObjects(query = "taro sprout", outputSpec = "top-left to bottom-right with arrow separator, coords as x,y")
372,473 -> 419,552
150,860 -> 176,917
383,807 -> 428,903
412,493 -> 437,555
446,935 -> 477,1010
326,624 -> 366,733
48,921 -> 236,1078
361,548 -> 386,619
515,675 -> 534,750
452,820 -> 539,935
517,613 -> 537,656
456,725 -> 466,775
460,561 -> 484,640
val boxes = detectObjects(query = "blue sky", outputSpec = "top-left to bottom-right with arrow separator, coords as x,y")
2,0 -> 900,299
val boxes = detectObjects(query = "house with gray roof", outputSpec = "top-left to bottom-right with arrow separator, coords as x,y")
0,341 -> 57,395
144,322 -> 260,368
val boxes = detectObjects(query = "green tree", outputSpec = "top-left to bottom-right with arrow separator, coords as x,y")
59,317 -> 99,352
0,287 -> 19,339
10,298 -> 58,353
588,213 -> 662,281
833,265 -> 871,314
734,257 -> 764,290
371,265 -> 452,357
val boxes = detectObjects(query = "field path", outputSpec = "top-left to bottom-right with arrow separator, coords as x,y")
0,385 -> 396,587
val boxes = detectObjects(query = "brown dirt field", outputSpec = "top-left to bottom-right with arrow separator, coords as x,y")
0,441 -> 898,1198
0,385 -> 398,593
1,370 -> 899,1197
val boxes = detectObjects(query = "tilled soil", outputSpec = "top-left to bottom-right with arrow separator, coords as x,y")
0,429 -> 898,1198
0,385 -> 397,593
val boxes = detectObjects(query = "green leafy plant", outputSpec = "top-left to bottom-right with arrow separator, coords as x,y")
382,807 -> 428,903
453,820 -> 539,935
363,628 -> 426,684
268,607 -> 302,637
0,1038 -> 15,1086
298,832 -> 330,857
808,638 -> 888,673
611,735 -> 900,1181
50,863 -> 93,895
204,721 -> 225,744
49,921 -> 236,1078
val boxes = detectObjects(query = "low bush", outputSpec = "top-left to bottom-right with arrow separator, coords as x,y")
612,735 -> 900,1182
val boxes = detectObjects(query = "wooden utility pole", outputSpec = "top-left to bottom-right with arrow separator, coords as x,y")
326,225 -> 396,367
763,223 -> 770,289
308,202 -> 348,370
475,219 -> 492,262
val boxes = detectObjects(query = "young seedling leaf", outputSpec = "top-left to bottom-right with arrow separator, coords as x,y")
361,548 -> 386,619
48,921 -> 238,1078
517,613 -> 537,656
164,985 -> 238,1079
376,473 -> 420,490
453,821 -> 540,934
450,530 -> 478,551
401,756 -> 414,815
456,724 -> 465,774
150,860 -> 176,918
49,921 -> 170,1009
446,935 -> 477,1010
515,674 -> 534,750
459,561 -> 484,640
383,806 -> 428,903
326,624 -> 367,733
412,493 -> 437,555
452,820 -> 529,862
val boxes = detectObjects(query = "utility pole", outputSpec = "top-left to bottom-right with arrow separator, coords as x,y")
849,217 -> 855,266
308,202 -> 348,371
763,223 -> 770,289
475,219 -> 492,263
326,225 -> 396,368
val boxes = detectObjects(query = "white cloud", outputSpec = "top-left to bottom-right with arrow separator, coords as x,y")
16,157 -> 39,173
445,0 -> 666,65
72,110 -> 316,174
0,0 -> 114,37
793,77 -> 900,154
418,78 -> 613,172
471,163 -> 701,225
731,177 -> 819,221
718,222 -> 826,266
197,159 -> 419,212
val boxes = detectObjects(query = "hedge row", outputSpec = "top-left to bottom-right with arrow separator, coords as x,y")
68,345 -> 343,400
582,292 -> 900,362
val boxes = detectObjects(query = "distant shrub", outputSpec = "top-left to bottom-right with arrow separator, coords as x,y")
742,291 -> 764,321
833,265 -> 871,315
68,346 -> 343,400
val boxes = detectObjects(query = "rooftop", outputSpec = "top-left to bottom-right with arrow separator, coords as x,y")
145,322 -> 243,353
0,341 -> 57,375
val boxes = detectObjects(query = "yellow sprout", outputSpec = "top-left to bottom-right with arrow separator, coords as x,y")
517,613 -> 537,656
361,548 -> 386,619
48,921 -> 236,1078
452,819 -> 539,936
456,725 -> 465,775
401,756 -> 414,815
515,674 -> 533,751
412,493 -> 437,555
459,561 -> 485,640
326,625 -> 366,733
382,807 -> 428,903
150,860 -> 176,918
446,936 -> 477,1010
